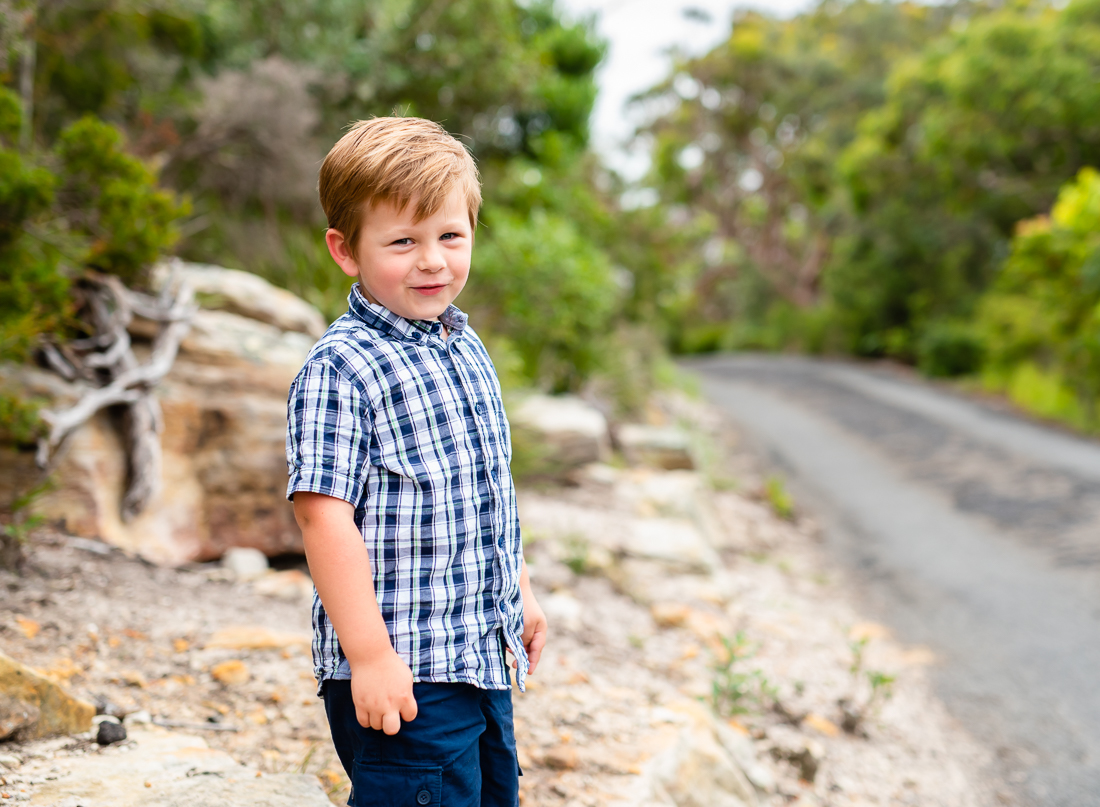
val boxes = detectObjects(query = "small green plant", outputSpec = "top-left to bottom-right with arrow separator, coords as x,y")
841,635 -> 896,734
1,476 -> 52,570
561,533 -> 591,576
763,475 -> 795,520
709,632 -> 776,716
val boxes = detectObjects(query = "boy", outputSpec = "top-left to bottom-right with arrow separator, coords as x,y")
285,117 -> 547,807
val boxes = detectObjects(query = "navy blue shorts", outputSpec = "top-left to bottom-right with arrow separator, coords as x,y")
322,679 -> 521,807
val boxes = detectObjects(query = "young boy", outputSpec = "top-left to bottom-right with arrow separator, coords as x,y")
285,117 -> 547,807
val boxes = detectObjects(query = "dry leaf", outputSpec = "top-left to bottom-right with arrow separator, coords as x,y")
804,712 -> 840,737
15,617 -> 40,640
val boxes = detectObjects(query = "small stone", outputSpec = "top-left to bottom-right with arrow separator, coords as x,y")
124,710 -> 152,726
94,696 -> 125,717
543,746 -> 578,771
96,720 -> 127,746
204,626 -> 310,651
0,754 -> 21,769
211,660 -> 250,686
222,548 -> 269,580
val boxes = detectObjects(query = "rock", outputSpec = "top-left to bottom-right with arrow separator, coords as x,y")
210,660 -> 250,686
540,591 -> 584,633
0,754 -> 21,769
0,650 -> 95,741
23,727 -> 332,806
510,394 -> 611,478
96,719 -> 127,745
2,263 -> 316,564
222,547 -> 269,580
542,745 -> 579,771
620,518 -> 721,574
252,569 -> 314,601
0,691 -> 39,740
619,424 -> 695,470
124,710 -> 152,726
204,625 -> 311,651
766,726 -> 824,783
643,700 -> 758,807
154,259 -> 328,338
179,309 -> 318,368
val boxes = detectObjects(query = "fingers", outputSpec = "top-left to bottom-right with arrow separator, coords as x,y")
381,711 -> 402,735
527,625 -> 547,674
400,696 -> 418,723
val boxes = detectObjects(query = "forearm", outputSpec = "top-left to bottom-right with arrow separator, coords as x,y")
296,496 -> 393,669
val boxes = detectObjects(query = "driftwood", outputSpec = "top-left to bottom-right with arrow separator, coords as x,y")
36,270 -> 196,521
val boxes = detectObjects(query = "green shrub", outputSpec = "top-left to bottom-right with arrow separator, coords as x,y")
975,167 -> 1100,428
917,321 -> 986,378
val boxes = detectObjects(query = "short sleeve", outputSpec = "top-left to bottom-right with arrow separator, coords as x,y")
285,359 -> 372,504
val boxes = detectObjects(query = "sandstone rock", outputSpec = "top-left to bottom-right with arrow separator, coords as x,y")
154,259 -> 328,337
619,518 -> 720,574
210,660 -> 250,686
4,265 -> 316,564
179,309 -> 317,368
0,651 -> 95,741
252,569 -> 314,601
23,727 -> 332,806
204,625 -> 311,651
619,424 -> 695,470
642,700 -> 758,807
510,394 -> 610,478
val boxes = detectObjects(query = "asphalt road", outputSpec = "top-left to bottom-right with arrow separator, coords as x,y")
690,354 -> 1100,807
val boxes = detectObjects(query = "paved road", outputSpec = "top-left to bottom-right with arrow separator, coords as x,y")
690,354 -> 1100,807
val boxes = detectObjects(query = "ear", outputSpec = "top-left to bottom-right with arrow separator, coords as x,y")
325,229 -> 361,279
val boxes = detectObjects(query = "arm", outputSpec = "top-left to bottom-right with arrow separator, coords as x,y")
517,559 -> 547,674
294,491 -> 417,734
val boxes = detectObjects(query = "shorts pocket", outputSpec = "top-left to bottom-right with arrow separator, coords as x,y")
351,762 -> 442,807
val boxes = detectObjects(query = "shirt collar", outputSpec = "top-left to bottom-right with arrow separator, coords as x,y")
347,283 -> 468,342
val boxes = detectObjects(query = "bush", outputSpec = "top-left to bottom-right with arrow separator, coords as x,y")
916,321 -> 986,378
975,167 -> 1100,427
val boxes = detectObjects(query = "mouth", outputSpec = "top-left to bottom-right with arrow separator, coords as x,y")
411,284 -> 448,296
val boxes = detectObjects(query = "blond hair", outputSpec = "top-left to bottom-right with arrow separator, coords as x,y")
319,117 -> 481,257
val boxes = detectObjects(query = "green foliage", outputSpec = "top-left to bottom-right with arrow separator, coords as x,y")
0,85 -> 185,362
468,209 -> 620,391
709,632 -> 776,717
831,0 -> 1100,356
56,116 -> 186,285
975,167 -> 1100,428
644,0 -> 978,353
763,474 -> 795,520
0,391 -> 44,446
916,320 -> 985,377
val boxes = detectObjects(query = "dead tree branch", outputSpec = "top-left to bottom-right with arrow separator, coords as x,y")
36,272 -> 195,519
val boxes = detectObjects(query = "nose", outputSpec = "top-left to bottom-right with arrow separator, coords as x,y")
417,241 -> 445,273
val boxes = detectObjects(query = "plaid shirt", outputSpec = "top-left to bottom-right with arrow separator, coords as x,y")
285,284 -> 527,693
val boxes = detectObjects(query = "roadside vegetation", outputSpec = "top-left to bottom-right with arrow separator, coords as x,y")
2,0 -> 1100,452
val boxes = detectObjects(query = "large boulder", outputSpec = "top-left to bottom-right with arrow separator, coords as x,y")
3,264 -> 330,564
153,259 -> 327,338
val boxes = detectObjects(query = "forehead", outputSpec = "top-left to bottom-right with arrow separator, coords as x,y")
362,187 -> 471,231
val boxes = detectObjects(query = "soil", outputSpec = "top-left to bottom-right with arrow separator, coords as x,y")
0,394 -> 1006,806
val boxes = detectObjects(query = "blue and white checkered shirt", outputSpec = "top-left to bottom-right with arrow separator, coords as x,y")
285,284 -> 527,693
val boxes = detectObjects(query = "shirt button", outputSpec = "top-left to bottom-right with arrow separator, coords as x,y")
417,791 -> 431,805
474,402 -> 484,415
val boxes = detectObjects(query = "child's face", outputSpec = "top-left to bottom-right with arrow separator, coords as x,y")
327,185 -> 473,321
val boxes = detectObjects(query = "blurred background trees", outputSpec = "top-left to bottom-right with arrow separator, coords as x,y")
2,0 -> 1100,429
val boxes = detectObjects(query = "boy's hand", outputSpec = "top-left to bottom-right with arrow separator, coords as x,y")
351,649 -> 418,735
517,562 -> 547,674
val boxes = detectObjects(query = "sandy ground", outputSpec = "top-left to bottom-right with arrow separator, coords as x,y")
0,394 -> 1006,806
